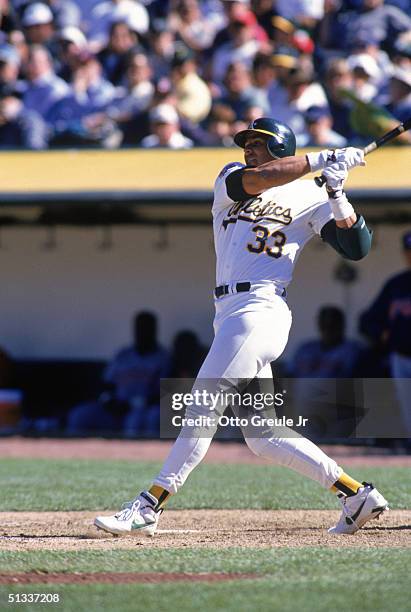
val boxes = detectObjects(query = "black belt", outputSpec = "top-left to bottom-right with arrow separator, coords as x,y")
214,282 -> 251,298
214,282 -> 287,299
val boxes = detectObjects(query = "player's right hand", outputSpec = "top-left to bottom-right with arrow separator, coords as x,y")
322,161 -> 348,196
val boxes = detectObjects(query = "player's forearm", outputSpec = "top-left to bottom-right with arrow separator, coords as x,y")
336,213 -> 357,229
321,215 -> 372,261
242,156 -> 310,194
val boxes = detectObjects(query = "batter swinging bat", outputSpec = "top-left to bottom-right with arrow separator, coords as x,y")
314,117 -> 411,187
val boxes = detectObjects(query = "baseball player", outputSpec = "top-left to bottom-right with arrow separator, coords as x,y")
95,118 -> 389,536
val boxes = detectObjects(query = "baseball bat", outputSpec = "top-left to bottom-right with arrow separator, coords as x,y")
314,117 -> 411,187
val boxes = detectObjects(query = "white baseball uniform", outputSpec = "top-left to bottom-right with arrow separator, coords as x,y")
154,163 -> 343,494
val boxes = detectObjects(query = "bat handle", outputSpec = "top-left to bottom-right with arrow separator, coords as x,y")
314,175 -> 326,187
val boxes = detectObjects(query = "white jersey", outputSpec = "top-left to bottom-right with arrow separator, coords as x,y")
212,162 -> 333,289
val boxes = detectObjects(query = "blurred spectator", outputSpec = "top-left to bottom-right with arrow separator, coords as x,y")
289,306 -> 363,378
57,26 -> 88,82
169,330 -> 207,377
105,50 -> 153,145
393,33 -> 411,70
219,61 -> 269,121
360,231 -> 411,442
318,0 -> 411,52
47,0 -> 81,29
111,50 -> 154,116
88,0 -> 149,52
275,0 -> 325,29
323,58 -> 357,141
97,20 -> 138,85
300,105 -> 347,146
23,45 -> 69,118
252,51 -> 276,91
214,0 -> 268,50
0,0 -> 19,44
0,43 -> 24,93
167,0 -> 217,52
269,60 -> 329,143
316,0 -> 352,52
148,24 -> 177,81
0,0 -> 408,149
212,6 -> 266,82
205,102 -> 236,146
0,86 -> 48,148
47,52 -> 119,147
251,0 -> 279,39
271,15 -> 297,48
347,54 -> 380,102
7,28 -> 29,69
343,0 -> 411,54
141,103 -> 193,148
268,45 -> 299,116
170,44 -> 212,123
21,3 -> 55,46
347,31 -> 393,90
385,67 -> 411,122
66,311 -> 169,437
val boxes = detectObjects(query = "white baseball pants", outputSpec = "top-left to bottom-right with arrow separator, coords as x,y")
154,283 -> 342,493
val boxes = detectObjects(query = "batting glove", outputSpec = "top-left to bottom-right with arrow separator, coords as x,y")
322,161 -> 348,197
306,147 -> 365,172
334,147 -> 365,170
323,162 -> 355,221
306,149 -> 337,172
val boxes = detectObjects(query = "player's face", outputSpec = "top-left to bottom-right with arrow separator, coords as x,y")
244,136 -> 273,167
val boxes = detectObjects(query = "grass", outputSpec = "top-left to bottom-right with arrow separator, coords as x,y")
0,457 -> 409,611
0,458 -> 410,511
0,549 -> 410,611
0,547 -> 409,575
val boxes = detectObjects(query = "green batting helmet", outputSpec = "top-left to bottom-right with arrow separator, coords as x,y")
234,117 -> 296,158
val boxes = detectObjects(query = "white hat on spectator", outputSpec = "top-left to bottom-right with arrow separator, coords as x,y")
150,104 -> 179,124
348,54 -> 380,79
60,26 -> 87,48
110,1 -> 149,35
22,2 -> 53,27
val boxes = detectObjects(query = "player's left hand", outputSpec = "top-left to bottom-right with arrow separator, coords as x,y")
334,147 -> 365,170
322,162 -> 348,196
306,147 -> 364,172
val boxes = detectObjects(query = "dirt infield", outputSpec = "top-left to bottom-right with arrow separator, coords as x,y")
0,437 -> 410,466
0,509 -> 409,551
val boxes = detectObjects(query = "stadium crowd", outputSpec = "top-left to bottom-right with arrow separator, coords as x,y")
0,0 -> 409,149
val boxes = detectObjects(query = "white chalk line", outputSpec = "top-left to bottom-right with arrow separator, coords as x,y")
156,529 -> 203,534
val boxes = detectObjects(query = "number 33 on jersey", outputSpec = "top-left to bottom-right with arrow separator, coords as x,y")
212,162 -> 334,289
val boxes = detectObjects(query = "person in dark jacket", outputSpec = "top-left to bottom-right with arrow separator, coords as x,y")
360,230 -> 411,445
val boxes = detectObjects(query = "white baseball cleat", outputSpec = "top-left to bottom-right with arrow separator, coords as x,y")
328,482 -> 389,535
94,491 -> 161,537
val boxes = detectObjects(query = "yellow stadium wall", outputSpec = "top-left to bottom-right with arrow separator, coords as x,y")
0,147 -> 410,192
